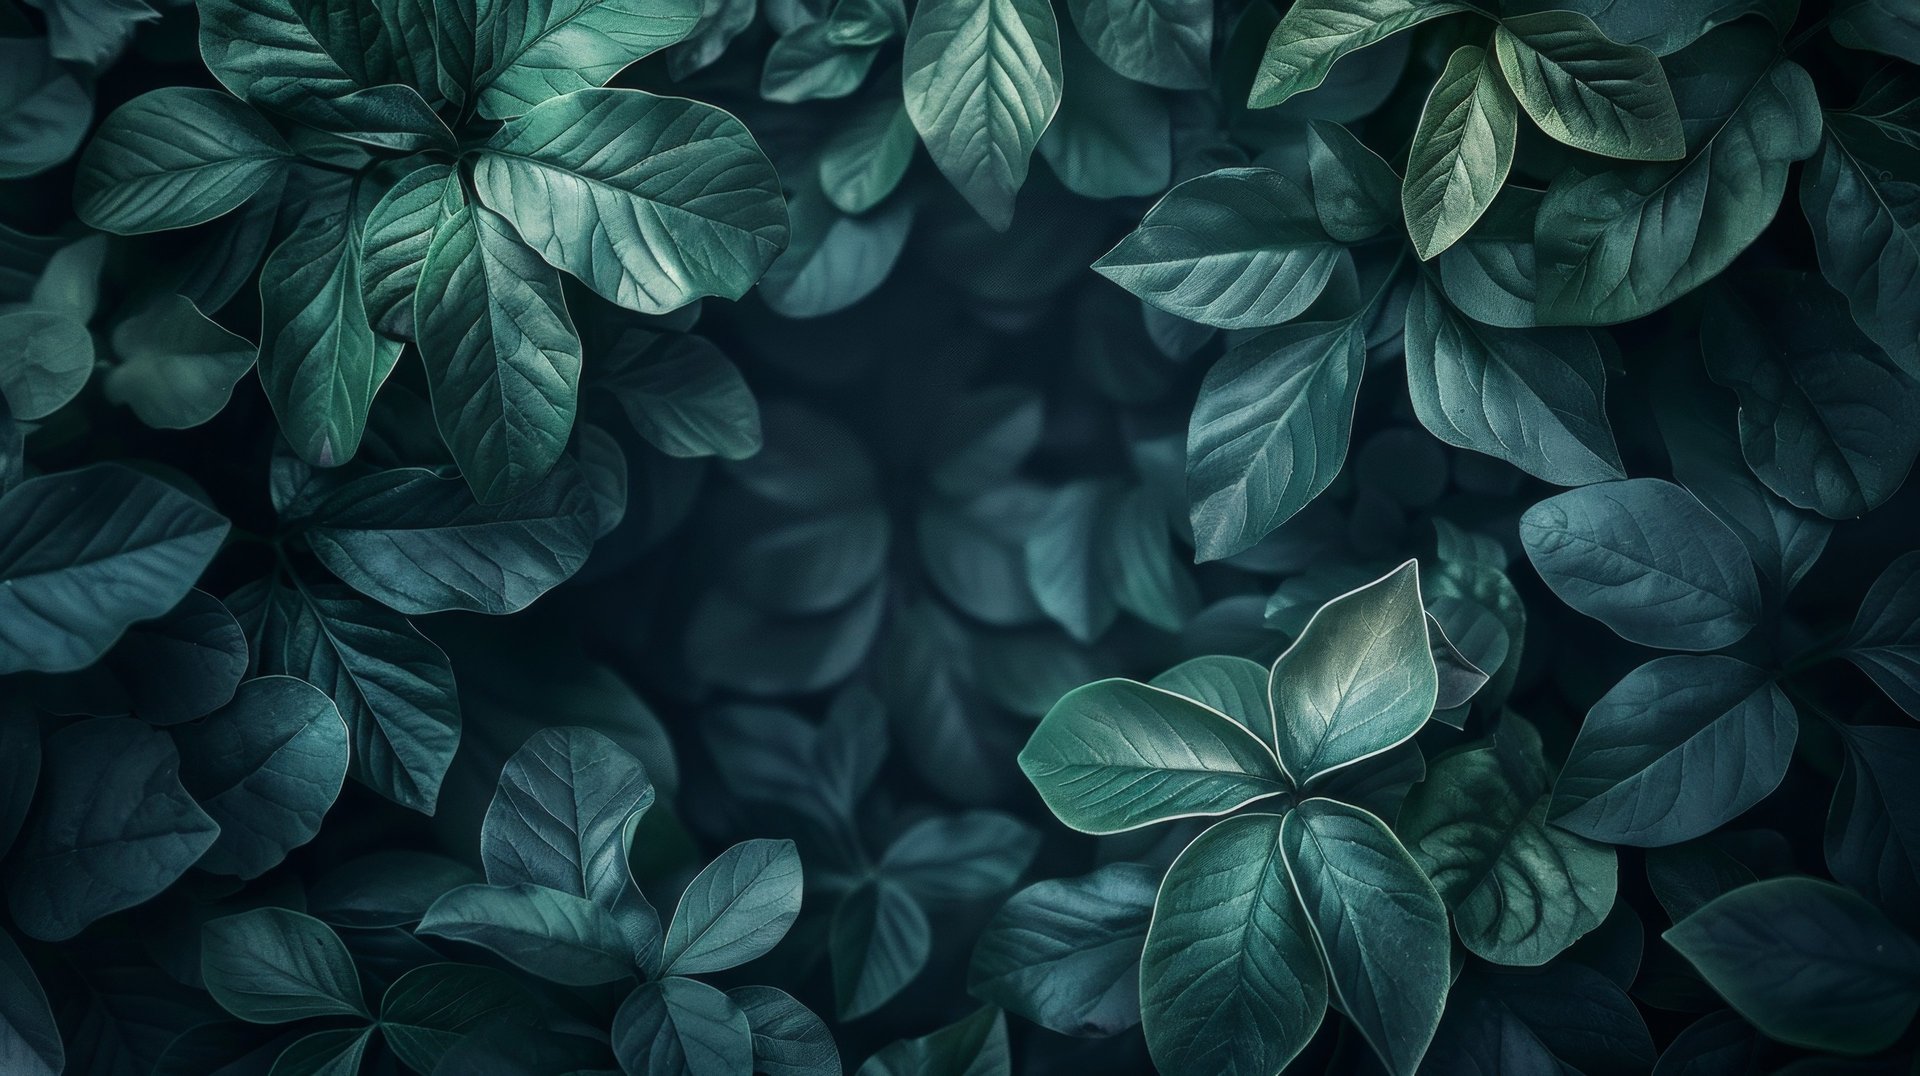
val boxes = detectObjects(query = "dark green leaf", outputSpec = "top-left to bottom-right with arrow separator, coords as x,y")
1844,551 -> 1920,719
482,727 -> 654,907
1493,10 -> 1684,161
201,908 -> 368,1023
856,1006 -> 1008,1076
417,883 -> 636,986
75,87 -> 289,234
1404,44 -> 1518,261
728,986 -> 839,1076
662,839 -> 803,975
966,862 -> 1155,1037
831,880 -> 930,1019
1249,0 -> 1469,109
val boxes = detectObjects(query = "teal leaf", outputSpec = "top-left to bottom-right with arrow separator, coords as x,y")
728,986 -> 840,1076
1534,24 -> 1823,324
1023,479 -> 1119,641
1065,0 -> 1208,90
359,163 -> 461,340
965,862 -> 1156,1037
831,880 -> 930,1019
1279,799 -> 1449,1076
1550,656 -> 1796,847
1269,560 -> 1438,783
1094,168 -> 1340,329
1406,277 -> 1624,485
1702,272 -> 1920,519
1149,654 -> 1275,744
613,978 -> 753,1076
878,811 -> 1038,901
105,293 -> 257,429
1306,120 -> 1399,242
1825,725 -> 1920,919
258,181 -> 403,469
0,309 -> 93,420
1520,478 -> 1760,651
75,87 -> 288,234
1020,677 -> 1287,834
1403,45 -> 1518,261
902,0 -> 1063,229
416,197 -> 583,504
378,963 -> 532,1075
1186,316 -> 1366,560
663,839 -> 803,975
235,579 -> 461,814
756,187 -> 913,317
1801,72 -> 1920,368
598,329 -> 762,461
857,1006 -> 1008,1076
1844,551 -> 1920,719
473,88 -> 788,316
417,883 -> 636,986
1249,0 -> 1469,109
5,718 -> 219,941
0,37 -> 89,180
1399,721 -> 1617,965
1665,877 -> 1920,1054
0,464 -> 229,675
475,0 -> 702,119
0,929 -> 61,1076
1492,10 -> 1684,161
482,727 -> 655,908
173,675 -> 350,879
1140,813 -> 1327,1076
271,1028 -> 372,1076
304,464 -> 597,616
818,93 -> 917,215
201,908 -> 368,1023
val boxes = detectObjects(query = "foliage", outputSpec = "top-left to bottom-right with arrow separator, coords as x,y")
2,0 -> 1919,1073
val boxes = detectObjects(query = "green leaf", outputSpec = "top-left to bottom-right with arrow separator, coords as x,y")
0,309 -> 92,420
271,1028 -> 372,1076
1065,0 -> 1209,90
174,675 -> 350,879
1149,654 -> 1275,744
858,1006 -> 1008,1076
379,963 -> 532,1075
831,880 -> 931,1019
1540,0 -> 1794,55
473,88 -> 788,316
304,464 -> 596,616
417,197 -> 583,504
475,0 -> 700,118
1493,10 -> 1684,161
1534,24 -> 1822,324
825,0 -> 907,46
1403,45 -> 1518,261
1665,877 -> 1920,1054
879,811 -> 1038,901
598,329 -> 762,461
1020,677 -> 1287,834
818,93 -> 916,215
482,727 -> 654,909
1269,560 -> 1438,783
1703,272 -> 1920,519
1825,725 -> 1920,919
1844,551 -> 1920,719
417,883 -> 636,986
259,181 -> 403,469
0,929 -> 61,1076
728,986 -> 839,1076
613,978 -> 753,1076
75,87 -> 288,234
1037,37 -> 1174,200
1521,478 -> 1760,651
1098,486 -> 1199,631
202,908 -> 368,1023
1140,813 -> 1326,1076
0,464 -> 229,675
1434,185 -> 1542,327
359,163 -> 461,340
760,22 -> 879,104
1400,720 -> 1617,965
902,0 -> 1063,229
235,579 -> 461,814
1186,316 -> 1366,560
1024,479 -> 1119,641
663,839 -> 803,975
966,862 -> 1155,1037
1832,0 -> 1920,65
4,717 -> 219,941
1801,73 -> 1920,367
308,850 -> 481,929
1405,276 -> 1625,485
757,186 -> 913,317
1279,799 -> 1449,1076
1249,0 -> 1469,109
1094,168 -> 1341,328
0,36 -> 89,181
105,293 -> 257,429
1306,120 -> 1399,242
1550,656 -> 1795,847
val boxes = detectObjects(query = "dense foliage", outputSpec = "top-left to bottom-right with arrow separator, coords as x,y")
2,0 -> 1919,1073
